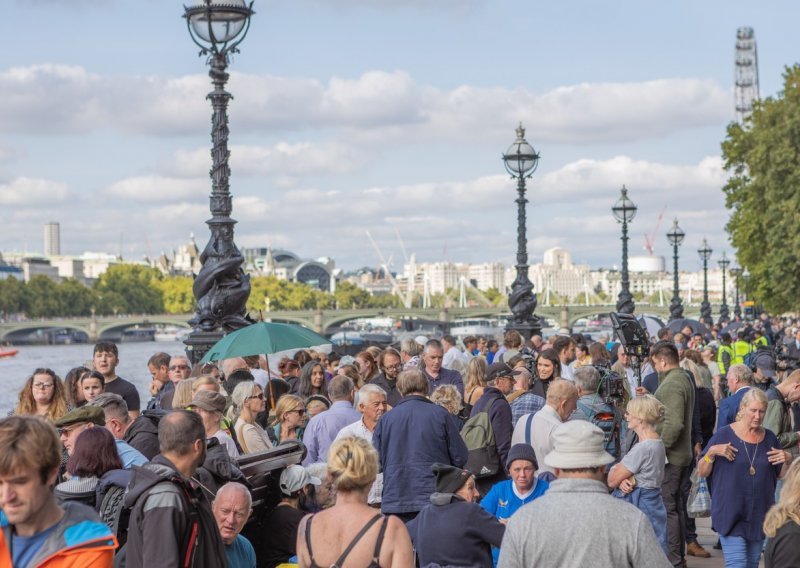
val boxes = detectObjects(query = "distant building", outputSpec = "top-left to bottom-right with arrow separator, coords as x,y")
243,247 -> 336,293
0,253 -> 23,281
526,247 -> 592,301
44,222 -> 60,257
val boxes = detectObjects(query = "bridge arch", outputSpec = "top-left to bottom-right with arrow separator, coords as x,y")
2,324 -> 90,344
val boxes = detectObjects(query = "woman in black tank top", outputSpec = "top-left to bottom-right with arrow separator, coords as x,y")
296,437 -> 413,568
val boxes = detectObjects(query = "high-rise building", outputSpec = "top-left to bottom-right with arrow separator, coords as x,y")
44,222 -> 60,256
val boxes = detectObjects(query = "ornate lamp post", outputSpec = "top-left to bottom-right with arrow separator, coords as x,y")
612,186 -> 637,314
665,218 -> 685,322
718,252 -> 730,324
732,266 -> 742,320
182,0 -> 255,364
697,238 -> 713,326
503,124 -> 541,339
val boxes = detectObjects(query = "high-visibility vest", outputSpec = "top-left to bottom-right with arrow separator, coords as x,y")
754,336 -> 768,348
732,340 -> 752,365
717,344 -> 734,374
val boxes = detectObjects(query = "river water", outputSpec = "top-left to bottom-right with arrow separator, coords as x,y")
0,341 -> 185,414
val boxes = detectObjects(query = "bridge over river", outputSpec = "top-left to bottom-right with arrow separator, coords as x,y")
0,303 -> 712,343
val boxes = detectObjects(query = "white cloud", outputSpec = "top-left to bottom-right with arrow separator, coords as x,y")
105,176 -> 208,202
0,177 -> 69,205
0,64 -> 731,145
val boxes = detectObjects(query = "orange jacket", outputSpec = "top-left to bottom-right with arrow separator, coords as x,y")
0,501 -> 117,567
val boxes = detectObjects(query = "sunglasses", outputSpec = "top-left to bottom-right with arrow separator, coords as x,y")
288,409 -> 306,416
247,393 -> 265,400
169,365 -> 190,371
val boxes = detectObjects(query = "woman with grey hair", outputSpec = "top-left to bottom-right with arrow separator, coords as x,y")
431,384 -> 466,429
231,381 -> 273,454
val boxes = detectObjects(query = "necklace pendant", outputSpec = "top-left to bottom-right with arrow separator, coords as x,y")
749,465 -> 756,476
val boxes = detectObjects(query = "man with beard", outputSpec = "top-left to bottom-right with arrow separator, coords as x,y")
370,348 -> 403,407
123,410 -> 226,567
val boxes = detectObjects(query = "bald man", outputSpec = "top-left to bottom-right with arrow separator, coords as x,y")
213,482 -> 256,568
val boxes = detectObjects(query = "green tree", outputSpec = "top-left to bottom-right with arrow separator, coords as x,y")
0,277 -> 26,315
157,276 -> 195,314
24,276 -> 62,317
57,278 -> 96,316
94,264 -> 164,314
334,281 -> 370,309
722,65 -> 800,313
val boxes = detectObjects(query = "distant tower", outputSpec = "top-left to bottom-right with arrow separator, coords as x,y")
44,222 -> 60,256
735,27 -> 760,124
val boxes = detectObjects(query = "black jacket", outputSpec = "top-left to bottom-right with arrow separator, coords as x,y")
470,387 -> 513,467
407,493 -> 504,568
368,372 -> 402,407
124,411 -> 162,460
194,437 -> 249,502
123,455 -> 228,568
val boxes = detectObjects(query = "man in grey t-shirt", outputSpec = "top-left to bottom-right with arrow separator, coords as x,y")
498,421 -> 670,568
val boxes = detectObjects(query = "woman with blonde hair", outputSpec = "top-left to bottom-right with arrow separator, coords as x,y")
192,374 -> 220,395
12,368 -> 69,421
608,394 -> 668,555
274,394 -> 306,443
296,436 -> 413,568
431,385 -> 465,429
698,388 -> 791,567
463,357 -> 487,413
170,378 -> 196,410
231,381 -> 273,454
764,459 -> 800,567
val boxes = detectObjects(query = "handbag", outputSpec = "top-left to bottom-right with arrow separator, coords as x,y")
687,470 -> 711,518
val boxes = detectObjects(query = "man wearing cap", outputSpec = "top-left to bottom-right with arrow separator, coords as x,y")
421,339 -> 464,397
190,390 -> 239,458
407,463 -> 504,568
258,465 -> 321,567
753,350 -> 778,390
481,444 -> 550,565
470,363 -> 515,485
511,379 -> 578,480
55,406 -> 107,457
718,364 -> 754,430
498,421 -> 670,568
212,482 -> 256,568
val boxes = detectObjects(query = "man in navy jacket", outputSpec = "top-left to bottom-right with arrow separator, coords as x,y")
374,369 -> 468,523
717,364 -> 753,430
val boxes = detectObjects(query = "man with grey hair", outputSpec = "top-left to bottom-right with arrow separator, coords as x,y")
88,393 -> 149,467
212,482 -> 256,568
400,337 -> 421,368
336,384 -> 388,505
571,366 -> 622,460
159,354 -> 193,410
498,421 -> 670,568
421,339 -> 464,396
717,363 -> 754,429
302,375 -> 360,466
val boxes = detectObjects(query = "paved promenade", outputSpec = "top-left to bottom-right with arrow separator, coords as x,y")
690,516 -> 764,568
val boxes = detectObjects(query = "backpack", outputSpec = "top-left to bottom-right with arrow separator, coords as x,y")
744,346 -> 773,371
576,400 -> 620,459
99,485 -> 128,544
460,399 -> 500,478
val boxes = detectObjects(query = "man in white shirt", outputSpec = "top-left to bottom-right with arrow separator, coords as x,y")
335,384 -> 387,504
511,379 -> 578,479
441,335 -> 469,372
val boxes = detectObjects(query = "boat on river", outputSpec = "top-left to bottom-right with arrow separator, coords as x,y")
0,348 -> 19,358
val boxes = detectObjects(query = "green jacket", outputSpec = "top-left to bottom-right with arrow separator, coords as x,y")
655,367 -> 695,467
764,388 -> 799,449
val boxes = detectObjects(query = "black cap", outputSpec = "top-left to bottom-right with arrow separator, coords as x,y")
431,462 -> 471,494
487,362 -> 515,382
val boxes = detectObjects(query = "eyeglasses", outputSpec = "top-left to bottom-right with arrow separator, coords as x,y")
288,409 -> 306,416
247,393 -> 265,400
33,382 -> 55,390
169,365 -> 190,371
386,364 -> 403,371
57,423 -> 86,437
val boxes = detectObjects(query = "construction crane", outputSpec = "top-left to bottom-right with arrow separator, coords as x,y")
365,231 -> 411,308
643,206 -> 666,256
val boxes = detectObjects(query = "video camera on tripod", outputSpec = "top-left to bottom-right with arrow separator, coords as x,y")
610,312 -> 650,388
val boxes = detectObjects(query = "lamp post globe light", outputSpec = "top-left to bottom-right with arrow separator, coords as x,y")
665,218 -> 685,322
182,0 -> 255,364
718,252 -> 731,324
612,186 -> 637,314
697,238 -> 713,326
732,266 -> 742,320
503,123 -> 541,340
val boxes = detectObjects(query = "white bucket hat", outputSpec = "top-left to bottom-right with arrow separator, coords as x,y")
544,420 -> 614,470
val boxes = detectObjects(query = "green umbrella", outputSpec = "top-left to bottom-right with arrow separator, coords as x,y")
200,322 -> 331,363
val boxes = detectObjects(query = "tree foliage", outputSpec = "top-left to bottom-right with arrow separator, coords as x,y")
722,65 -> 800,313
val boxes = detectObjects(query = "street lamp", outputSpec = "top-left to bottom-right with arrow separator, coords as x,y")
697,238 -> 713,326
718,252 -> 730,324
732,266 -> 742,320
503,123 -> 541,339
182,0 -> 255,364
612,186 -> 637,314
665,218 -> 685,322
742,267 -> 751,319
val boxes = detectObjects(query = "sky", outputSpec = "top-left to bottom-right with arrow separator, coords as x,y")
0,0 -> 797,274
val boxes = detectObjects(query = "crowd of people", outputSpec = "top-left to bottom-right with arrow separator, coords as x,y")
3,313 -> 800,567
